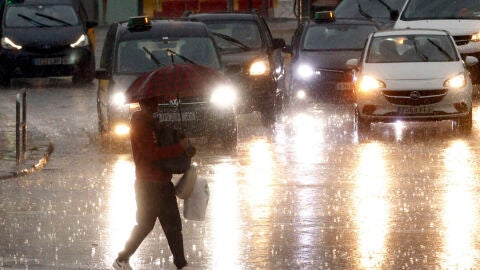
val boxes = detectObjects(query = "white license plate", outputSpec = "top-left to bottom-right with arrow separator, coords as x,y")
336,82 -> 354,91
33,57 -> 66,66
156,112 -> 196,122
397,106 -> 433,115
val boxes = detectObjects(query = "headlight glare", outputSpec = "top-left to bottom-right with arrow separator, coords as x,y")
70,34 -> 89,48
297,64 -> 315,79
1,37 -> 22,50
112,93 -> 126,106
210,85 -> 237,108
471,32 -> 480,42
249,59 -> 269,76
444,73 -> 466,88
358,76 -> 386,92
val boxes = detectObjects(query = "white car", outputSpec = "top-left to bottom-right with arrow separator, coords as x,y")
346,29 -> 478,133
393,0 -> 480,83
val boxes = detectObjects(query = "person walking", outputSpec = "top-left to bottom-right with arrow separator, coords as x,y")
112,98 -> 193,270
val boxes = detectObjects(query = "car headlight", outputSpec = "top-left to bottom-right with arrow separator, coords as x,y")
358,76 -> 386,92
444,73 -> 466,88
297,64 -> 316,80
471,32 -> 480,42
1,37 -> 22,50
112,92 -> 127,106
249,59 -> 270,76
70,34 -> 89,48
210,85 -> 237,108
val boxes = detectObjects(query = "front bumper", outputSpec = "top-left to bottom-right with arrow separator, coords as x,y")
228,72 -> 276,112
0,47 -> 92,78
356,86 -> 472,123
290,78 -> 355,102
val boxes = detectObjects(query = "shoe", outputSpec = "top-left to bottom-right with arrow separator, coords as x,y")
112,259 -> 133,270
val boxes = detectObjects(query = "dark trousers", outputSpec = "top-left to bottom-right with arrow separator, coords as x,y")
118,180 -> 187,269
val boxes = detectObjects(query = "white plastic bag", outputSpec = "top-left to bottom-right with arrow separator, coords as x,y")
175,165 -> 197,199
183,178 -> 209,221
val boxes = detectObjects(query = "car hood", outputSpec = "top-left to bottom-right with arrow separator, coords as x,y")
296,50 -> 362,70
4,26 -> 84,46
394,20 -> 480,36
220,49 -> 268,66
363,62 -> 464,80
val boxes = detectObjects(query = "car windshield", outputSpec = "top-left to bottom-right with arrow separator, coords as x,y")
302,24 -> 376,50
116,37 -> 221,74
335,0 -> 406,19
5,5 -> 79,27
366,35 -> 459,63
401,0 -> 480,20
203,20 -> 263,52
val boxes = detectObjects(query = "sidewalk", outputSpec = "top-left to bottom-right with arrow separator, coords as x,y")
0,112 -> 53,180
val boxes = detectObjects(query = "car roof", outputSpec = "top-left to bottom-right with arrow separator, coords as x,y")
6,0 -> 80,6
373,28 -> 450,37
116,19 -> 211,40
306,18 -> 378,27
187,12 -> 260,21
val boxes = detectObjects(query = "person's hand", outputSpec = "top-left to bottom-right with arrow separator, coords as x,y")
179,138 -> 191,150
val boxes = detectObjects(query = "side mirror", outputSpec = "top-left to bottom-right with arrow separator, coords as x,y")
86,20 -> 98,29
345,58 -> 359,69
95,68 -> 111,80
465,56 -> 479,67
272,38 -> 286,50
390,10 -> 399,21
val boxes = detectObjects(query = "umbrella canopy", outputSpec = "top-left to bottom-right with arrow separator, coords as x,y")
125,63 -> 228,103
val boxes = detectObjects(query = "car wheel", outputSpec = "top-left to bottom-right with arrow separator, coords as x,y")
0,74 -> 11,88
220,127 -> 238,150
457,108 -> 472,134
355,107 -> 370,134
73,56 -> 95,85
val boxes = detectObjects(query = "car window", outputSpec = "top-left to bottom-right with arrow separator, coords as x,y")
366,35 -> 459,63
302,24 -> 376,50
335,0 -> 406,19
5,5 -> 79,27
116,37 -> 220,74
401,0 -> 480,20
204,20 -> 263,51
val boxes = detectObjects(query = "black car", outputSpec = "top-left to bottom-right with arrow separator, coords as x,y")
187,11 -> 286,126
95,16 -> 238,148
286,12 -> 378,103
0,0 -> 97,87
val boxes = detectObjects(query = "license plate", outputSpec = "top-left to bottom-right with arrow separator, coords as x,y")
33,57 -> 66,66
156,112 -> 196,122
336,82 -> 354,91
397,106 -> 433,115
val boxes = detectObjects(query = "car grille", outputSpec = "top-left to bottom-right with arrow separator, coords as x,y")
24,44 -> 70,53
382,89 -> 448,105
453,35 -> 472,46
316,68 -> 353,81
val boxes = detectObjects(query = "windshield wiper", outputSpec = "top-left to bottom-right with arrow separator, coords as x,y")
17,13 -> 50,27
355,0 -> 373,21
374,0 -> 393,13
413,40 -> 429,62
427,38 -> 454,61
142,47 -> 166,67
211,32 -> 251,51
35,12 -> 72,26
165,49 -> 197,65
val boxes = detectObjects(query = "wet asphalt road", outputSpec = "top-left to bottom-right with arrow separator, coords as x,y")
2,79 -> 480,270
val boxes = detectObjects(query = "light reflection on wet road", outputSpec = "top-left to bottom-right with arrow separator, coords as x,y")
2,84 -> 480,269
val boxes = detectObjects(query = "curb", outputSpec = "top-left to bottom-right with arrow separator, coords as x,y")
0,142 -> 54,180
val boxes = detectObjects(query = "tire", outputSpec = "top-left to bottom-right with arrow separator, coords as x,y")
457,108 -> 472,134
355,107 -> 370,134
73,56 -> 95,85
221,127 -> 238,150
0,74 -> 11,88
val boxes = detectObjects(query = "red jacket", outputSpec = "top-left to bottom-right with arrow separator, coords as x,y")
130,110 -> 184,183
